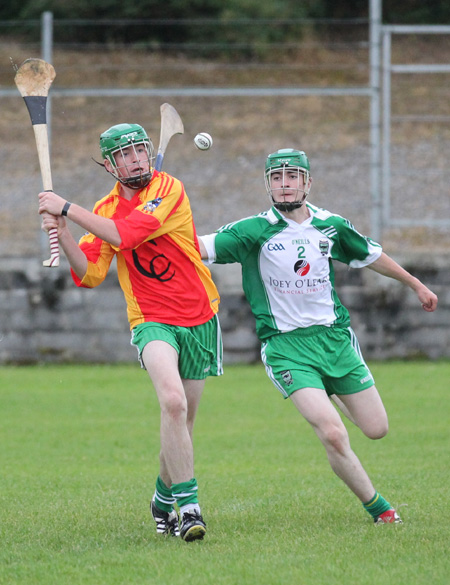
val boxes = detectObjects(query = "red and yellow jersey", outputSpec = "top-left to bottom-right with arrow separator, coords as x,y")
72,171 -> 220,329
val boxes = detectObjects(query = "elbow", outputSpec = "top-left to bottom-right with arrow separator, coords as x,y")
110,228 -> 122,249
110,222 -> 124,249
111,236 -> 123,248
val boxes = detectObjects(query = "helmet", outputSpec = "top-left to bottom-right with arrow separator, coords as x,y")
264,148 -> 311,211
99,123 -> 155,189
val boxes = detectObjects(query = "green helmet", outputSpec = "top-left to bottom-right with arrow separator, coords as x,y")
265,148 -> 310,174
99,123 -> 154,189
264,148 -> 311,211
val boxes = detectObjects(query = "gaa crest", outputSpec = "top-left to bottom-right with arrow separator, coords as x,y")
319,239 -> 329,256
142,197 -> 162,213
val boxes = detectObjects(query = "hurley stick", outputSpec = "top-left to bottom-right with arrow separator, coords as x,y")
155,103 -> 184,172
14,58 -> 59,267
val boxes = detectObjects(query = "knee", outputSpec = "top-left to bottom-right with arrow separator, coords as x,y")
322,423 -> 349,456
358,412 -> 389,439
160,388 -> 187,421
363,420 -> 389,440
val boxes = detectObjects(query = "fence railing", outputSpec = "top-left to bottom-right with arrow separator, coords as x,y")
381,25 -> 450,229
0,5 -> 449,256
0,8 -> 384,246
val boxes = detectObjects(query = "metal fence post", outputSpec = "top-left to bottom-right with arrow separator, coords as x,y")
382,29 -> 392,226
369,0 -> 382,242
40,11 -> 54,262
41,11 -> 53,144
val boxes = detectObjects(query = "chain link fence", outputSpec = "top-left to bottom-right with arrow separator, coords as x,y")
0,15 -> 449,261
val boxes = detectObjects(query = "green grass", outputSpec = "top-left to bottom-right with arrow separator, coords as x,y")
0,362 -> 449,585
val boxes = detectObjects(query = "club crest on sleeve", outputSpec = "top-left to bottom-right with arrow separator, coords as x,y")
281,370 -> 294,386
319,239 -> 330,256
142,198 -> 162,213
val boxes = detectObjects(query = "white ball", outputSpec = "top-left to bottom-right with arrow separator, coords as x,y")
194,132 -> 213,150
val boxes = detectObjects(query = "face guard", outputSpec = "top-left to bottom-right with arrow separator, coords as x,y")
264,149 -> 311,212
99,123 -> 155,190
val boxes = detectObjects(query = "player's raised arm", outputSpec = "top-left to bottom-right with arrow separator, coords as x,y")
367,252 -> 438,312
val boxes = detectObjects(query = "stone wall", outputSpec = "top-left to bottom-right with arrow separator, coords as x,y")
0,256 -> 448,365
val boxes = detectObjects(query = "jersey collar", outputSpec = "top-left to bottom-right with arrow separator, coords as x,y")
270,204 -> 315,226
268,207 -> 285,224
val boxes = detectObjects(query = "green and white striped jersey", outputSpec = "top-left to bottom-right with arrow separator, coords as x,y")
202,203 -> 382,341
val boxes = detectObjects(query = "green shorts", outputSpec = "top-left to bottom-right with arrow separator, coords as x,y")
261,325 -> 374,398
131,315 -> 223,380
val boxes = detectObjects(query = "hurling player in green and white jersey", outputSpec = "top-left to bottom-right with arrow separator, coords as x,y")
200,148 -> 438,525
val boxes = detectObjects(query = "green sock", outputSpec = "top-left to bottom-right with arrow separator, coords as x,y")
172,478 -> 199,509
363,491 -> 392,519
154,475 -> 176,513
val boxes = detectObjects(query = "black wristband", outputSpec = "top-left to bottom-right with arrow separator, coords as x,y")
61,202 -> 72,216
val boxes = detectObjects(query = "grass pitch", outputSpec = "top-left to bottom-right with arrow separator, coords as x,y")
0,362 -> 449,585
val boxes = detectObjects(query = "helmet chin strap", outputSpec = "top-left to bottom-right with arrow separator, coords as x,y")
120,172 -> 153,190
104,167 -> 153,190
273,193 -> 307,212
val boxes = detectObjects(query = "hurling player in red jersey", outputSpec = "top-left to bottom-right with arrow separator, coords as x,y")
39,123 -> 222,542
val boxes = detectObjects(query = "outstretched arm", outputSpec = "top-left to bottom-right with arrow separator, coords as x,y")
367,252 -> 438,312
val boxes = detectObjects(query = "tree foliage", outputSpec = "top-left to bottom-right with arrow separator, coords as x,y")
3,0 -> 449,22
309,0 -> 450,23
0,0 -> 448,44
